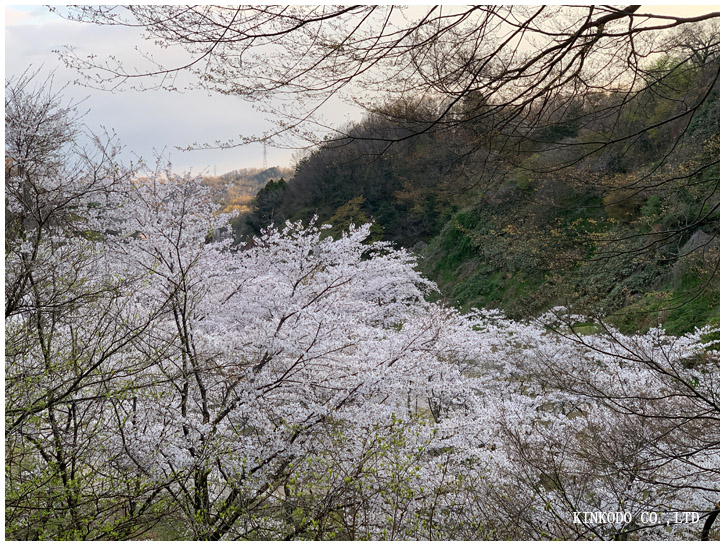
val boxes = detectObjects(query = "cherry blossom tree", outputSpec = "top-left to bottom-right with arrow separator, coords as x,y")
5,73 -> 718,540
98,169 -> 486,539
450,309 -> 720,540
5,72 -> 170,539
99,176 -> 719,539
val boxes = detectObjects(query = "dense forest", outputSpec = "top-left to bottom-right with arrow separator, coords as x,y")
239,50 -> 719,336
6,6 -> 720,541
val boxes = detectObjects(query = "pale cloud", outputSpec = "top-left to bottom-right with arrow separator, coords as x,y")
5,5 -> 57,27
5,6 -> 297,174
643,5 -> 720,18
5,6 -> 30,27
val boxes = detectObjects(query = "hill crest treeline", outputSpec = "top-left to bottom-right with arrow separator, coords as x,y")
238,51 -> 719,335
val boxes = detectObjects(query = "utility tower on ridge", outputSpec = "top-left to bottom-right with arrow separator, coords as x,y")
262,140 -> 268,170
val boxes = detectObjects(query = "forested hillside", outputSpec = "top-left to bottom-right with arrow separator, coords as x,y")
241,48 -> 719,335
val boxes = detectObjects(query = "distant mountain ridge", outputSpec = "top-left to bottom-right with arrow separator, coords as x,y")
202,166 -> 293,215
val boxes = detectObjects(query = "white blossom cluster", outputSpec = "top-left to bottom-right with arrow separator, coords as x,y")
6,128 -> 719,539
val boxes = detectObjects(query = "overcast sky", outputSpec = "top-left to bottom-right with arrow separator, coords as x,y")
4,4 -> 720,175
5,5 -> 364,174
